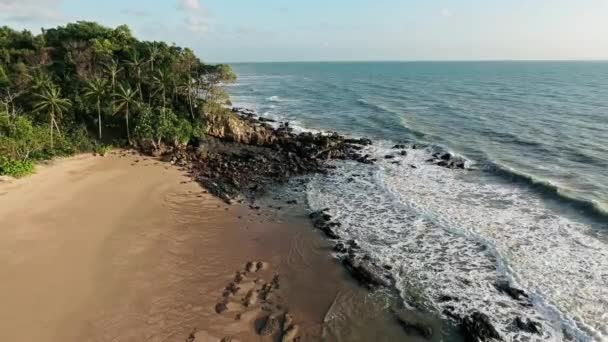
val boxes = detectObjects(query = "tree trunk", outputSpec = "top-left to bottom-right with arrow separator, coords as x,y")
50,114 -> 54,149
126,105 -> 131,145
188,92 -> 194,120
97,98 -> 102,140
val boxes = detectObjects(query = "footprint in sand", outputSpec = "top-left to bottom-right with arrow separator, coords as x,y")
213,261 -> 300,342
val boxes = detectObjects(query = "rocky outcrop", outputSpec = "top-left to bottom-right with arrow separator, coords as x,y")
309,209 -> 341,239
169,108 -> 376,203
460,312 -> 502,342
342,253 -> 391,290
426,152 -> 467,169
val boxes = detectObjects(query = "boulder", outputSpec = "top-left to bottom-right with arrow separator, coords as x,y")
494,281 -> 529,301
514,317 -> 541,335
460,312 -> 501,342
342,255 -> 391,289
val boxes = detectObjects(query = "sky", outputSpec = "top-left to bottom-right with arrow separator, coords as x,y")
1,0 -> 608,62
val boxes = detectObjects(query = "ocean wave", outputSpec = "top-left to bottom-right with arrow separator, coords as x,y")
486,162 -> 608,219
307,141 -> 608,341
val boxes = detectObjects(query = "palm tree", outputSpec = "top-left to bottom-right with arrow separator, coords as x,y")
125,51 -> 145,102
33,85 -> 71,149
29,70 -> 53,92
83,78 -> 108,139
178,77 -> 196,119
147,44 -> 161,74
112,83 -> 139,144
152,70 -> 171,110
104,59 -> 122,93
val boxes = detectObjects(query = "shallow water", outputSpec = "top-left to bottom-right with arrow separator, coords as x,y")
228,62 -> 608,341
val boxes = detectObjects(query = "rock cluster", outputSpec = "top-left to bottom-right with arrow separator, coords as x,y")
169,108 -> 376,203
426,152 -> 467,169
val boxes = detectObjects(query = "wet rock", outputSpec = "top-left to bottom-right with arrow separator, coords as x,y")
334,243 -> 348,253
400,150 -> 408,156
342,254 -> 391,289
385,155 -> 395,159
347,239 -> 360,249
286,200 -> 298,204
438,295 -> 459,303
494,281 -> 529,301
514,317 -> 541,335
392,144 -> 407,149
410,164 -> 418,169
259,314 -> 280,336
453,160 -> 466,169
440,153 -> 452,161
460,312 -> 502,342
310,209 -> 341,239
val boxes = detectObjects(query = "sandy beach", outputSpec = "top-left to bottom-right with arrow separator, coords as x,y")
0,152 -> 377,342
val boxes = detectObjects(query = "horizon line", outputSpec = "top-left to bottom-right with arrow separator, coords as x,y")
215,59 -> 608,64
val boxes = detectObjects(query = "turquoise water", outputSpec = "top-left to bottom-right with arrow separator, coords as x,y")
228,62 -> 608,341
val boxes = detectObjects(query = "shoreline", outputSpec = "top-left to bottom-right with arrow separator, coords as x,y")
0,151 -> 430,342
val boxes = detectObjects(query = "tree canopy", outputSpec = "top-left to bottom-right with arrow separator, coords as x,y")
0,21 -> 236,176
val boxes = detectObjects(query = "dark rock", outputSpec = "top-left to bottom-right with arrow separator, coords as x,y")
347,239 -> 360,249
514,317 -> 541,335
385,155 -> 395,159
460,312 -> 501,342
437,161 -> 449,167
495,281 -> 529,301
342,254 -> 391,289
400,150 -> 408,156
440,153 -> 453,161
453,160 -> 466,169
286,200 -> 298,204
410,165 -> 418,169
334,243 -> 348,253
392,144 -> 407,149
438,295 -> 459,302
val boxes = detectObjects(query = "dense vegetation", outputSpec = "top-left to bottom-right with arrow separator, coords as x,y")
0,21 -> 236,177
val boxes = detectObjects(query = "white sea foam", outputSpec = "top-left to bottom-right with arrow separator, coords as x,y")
307,141 -> 608,342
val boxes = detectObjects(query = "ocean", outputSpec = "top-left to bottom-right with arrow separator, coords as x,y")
227,62 -> 608,341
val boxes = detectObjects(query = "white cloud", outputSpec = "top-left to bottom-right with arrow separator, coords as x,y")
177,0 -> 207,33
179,0 -> 202,12
0,0 -> 63,22
441,8 -> 453,18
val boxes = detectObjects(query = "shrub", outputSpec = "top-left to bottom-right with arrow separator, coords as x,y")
93,143 -> 112,156
69,126 -> 94,152
0,156 -> 35,177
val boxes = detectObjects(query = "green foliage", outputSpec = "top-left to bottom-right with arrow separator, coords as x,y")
0,156 -> 35,177
1,21 -> 239,177
93,143 -> 112,156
